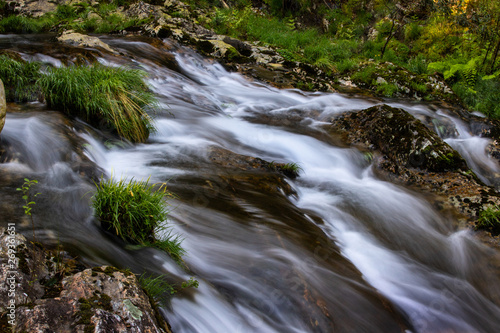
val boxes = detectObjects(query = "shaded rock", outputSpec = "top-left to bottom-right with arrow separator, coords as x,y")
331,104 -> 467,172
0,79 -> 5,134
57,31 -> 118,55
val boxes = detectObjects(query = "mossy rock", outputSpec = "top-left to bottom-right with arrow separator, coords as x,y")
331,104 -> 468,172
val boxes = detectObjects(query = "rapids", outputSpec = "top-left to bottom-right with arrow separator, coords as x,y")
1,34 -> 500,332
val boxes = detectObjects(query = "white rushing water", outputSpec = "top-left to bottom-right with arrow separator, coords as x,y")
2,36 -> 500,332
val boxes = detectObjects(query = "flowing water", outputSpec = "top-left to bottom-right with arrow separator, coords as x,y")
1,34 -> 500,332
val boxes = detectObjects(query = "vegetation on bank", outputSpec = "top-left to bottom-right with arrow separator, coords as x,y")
0,55 -> 156,142
40,64 -> 156,142
1,0 -> 499,117
92,177 -> 186,263
196,0 -> 500,117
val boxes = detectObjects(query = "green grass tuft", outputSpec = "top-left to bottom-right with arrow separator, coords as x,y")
0,55 -> 41,102
39,64 -> 157,142
476,205 -> 500,235
138,273 -> 176,306
93,177 -> 185,261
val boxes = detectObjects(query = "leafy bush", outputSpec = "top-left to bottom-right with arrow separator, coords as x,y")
93,177 -> 185,261
39,64 -> 156,142
0,55 -> 41,102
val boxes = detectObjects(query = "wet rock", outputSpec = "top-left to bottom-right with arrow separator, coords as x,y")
331,104 -> 467,172
330,105 -> 500,239
58,31 -> 119,55
0,79 -> 5,134
0,229 -> 171,333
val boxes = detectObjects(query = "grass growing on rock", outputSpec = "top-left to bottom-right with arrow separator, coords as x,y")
476,206 -> 500,236
0,55 -> 41,102
92,177 -> 185,262
39,64 -> 156,142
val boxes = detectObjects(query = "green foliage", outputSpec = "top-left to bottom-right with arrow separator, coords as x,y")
404,21 -> 423,42
138,273 -> 199,306
351,64 -> 378,85
138,273 -> 176,305
406,54 -> 428,74
453,77 -> 500,118
0,14 -> 56,33
16,178 -> 40,217
92,177 -> 185,262
476,205 -> 500,235
376,82 -> 399,97
39,64 -> 156,143
0,55 -> 41,102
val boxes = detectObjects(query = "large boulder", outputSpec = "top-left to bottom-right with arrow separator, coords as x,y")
0,229 -> 171,333
331,104 -> 467,172
330,105 -> 500,238
0,79 -> 5,135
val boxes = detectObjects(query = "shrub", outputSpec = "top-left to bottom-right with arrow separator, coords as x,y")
0,55 -> 41,102
92,177 -> 185,261
39,64 -> 156,142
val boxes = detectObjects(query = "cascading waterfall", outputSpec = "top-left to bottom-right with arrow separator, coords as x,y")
1,35 -> 500,332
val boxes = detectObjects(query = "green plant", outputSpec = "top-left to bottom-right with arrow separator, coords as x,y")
39,64 -> 157,142
476,205 -> 500,235
376,82 -> 399,97
0,55 -> 41,102
138,273 -> 176,304
0,15 -> 56,33
16,178 -> 40,241
138,273 -> 199,306
92,177 -> 185,261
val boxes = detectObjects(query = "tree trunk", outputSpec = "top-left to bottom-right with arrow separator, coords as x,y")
381,19 -> 396,59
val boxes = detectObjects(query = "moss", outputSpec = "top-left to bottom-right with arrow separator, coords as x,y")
225,46 -> 243,63
74,292 -> 113,329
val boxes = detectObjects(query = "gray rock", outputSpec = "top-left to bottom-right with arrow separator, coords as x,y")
0,229 -> 171,333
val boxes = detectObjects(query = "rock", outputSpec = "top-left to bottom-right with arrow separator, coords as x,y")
57,31 -> 118,55
10,0 -> 57,17
0,79 -> 5,135
331,104 -> 467,172
0,229 -> 171,333
329,105 -> 500,237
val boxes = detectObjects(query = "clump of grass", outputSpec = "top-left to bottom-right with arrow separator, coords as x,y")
39,64 -> 157,142
0,15 -> 56,33
0,55 -> 41,102
92,177 -> 185,261
138,273 -> 199,306
138,273 -> 176,305
476,205 -> 500,235
266,161 -> 302,179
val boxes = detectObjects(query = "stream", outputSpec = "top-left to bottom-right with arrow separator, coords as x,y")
1,34 -> 500,332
